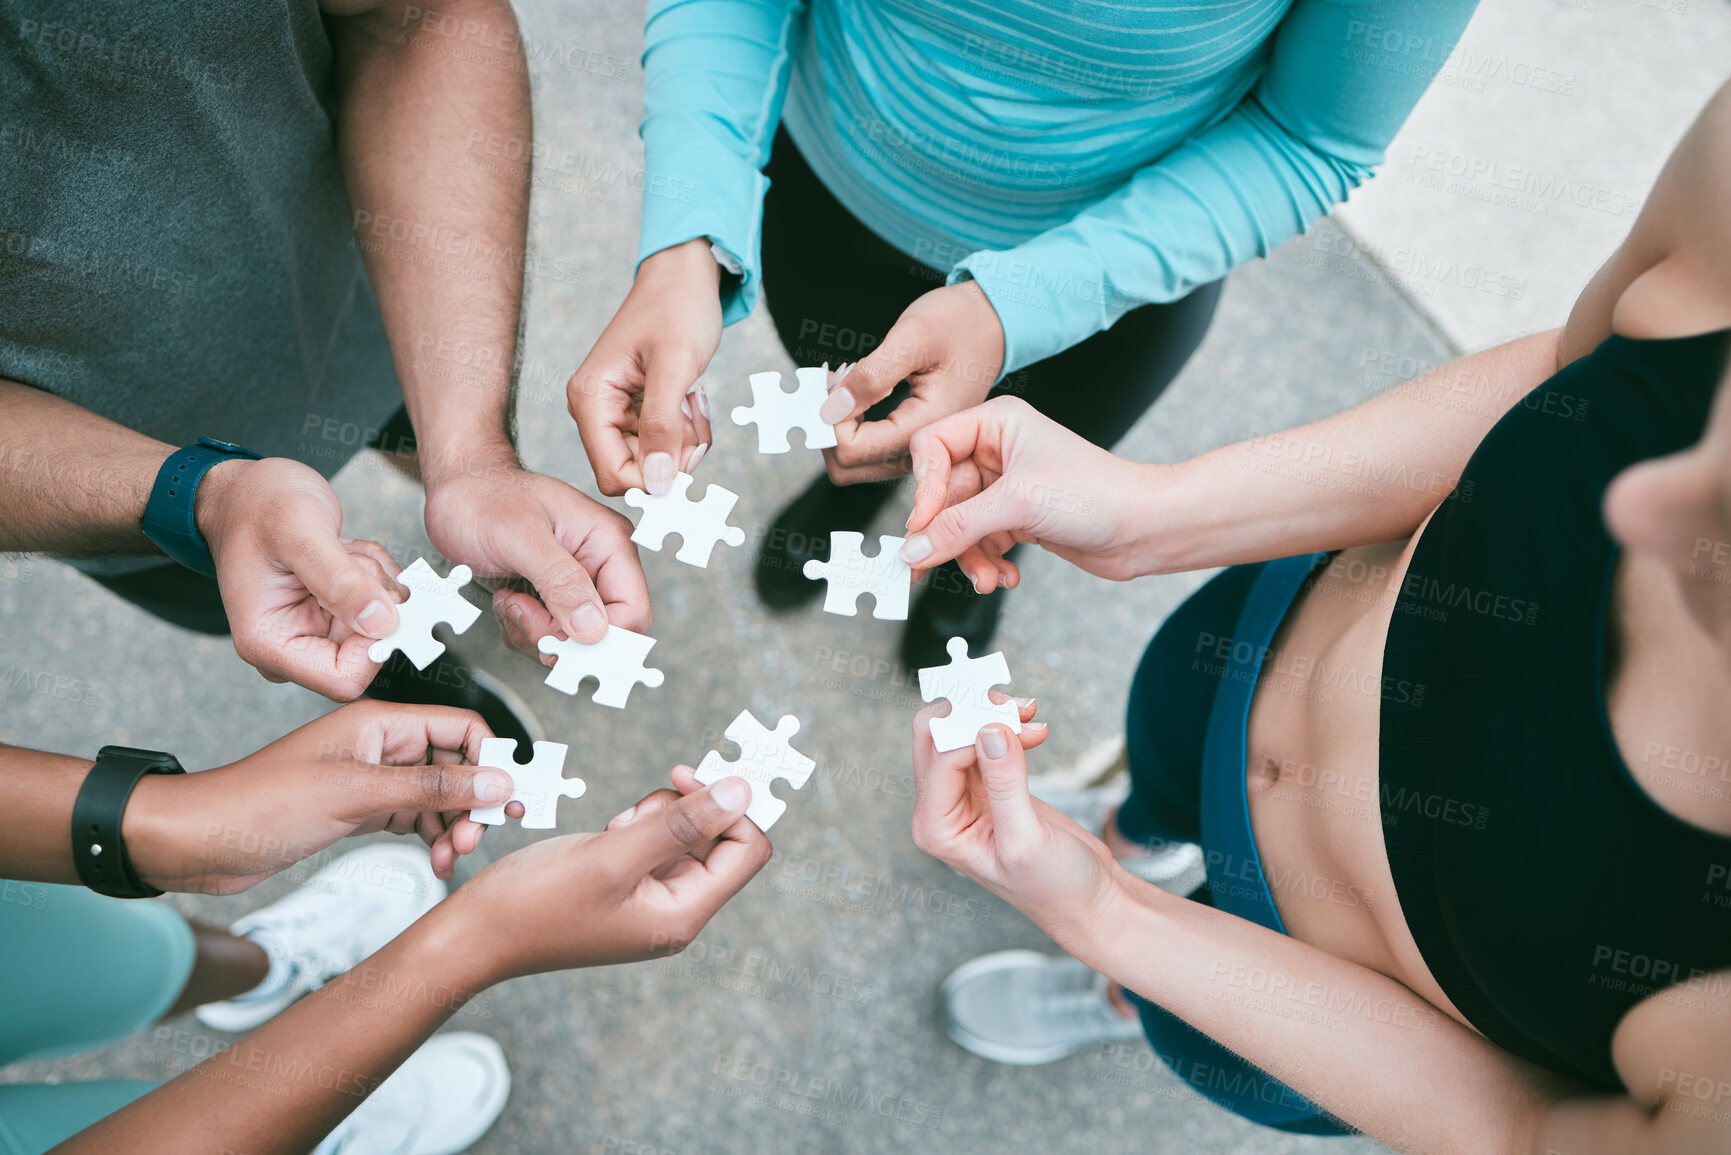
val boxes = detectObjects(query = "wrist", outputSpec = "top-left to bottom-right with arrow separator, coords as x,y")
191,456 -> 254,565
417,435 -> 520,491
1063,870 -> 1170,977
321,907 -> 495,1027
1124,459 -> 1196,576
640,237 -> 722,290
400,891 -> 504,993
121,772 -> 196,892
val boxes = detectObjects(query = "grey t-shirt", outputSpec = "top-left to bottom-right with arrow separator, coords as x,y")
0,1 -> 403,486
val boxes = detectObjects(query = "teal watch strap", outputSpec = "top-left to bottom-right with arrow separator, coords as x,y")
141,437 -> 261,577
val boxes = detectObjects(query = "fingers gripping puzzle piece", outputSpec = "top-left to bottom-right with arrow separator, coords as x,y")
694,710 -> 815,831
537,625 -> 666,708
623,472 -> 746,568
366,558 -> 482,670
918,636 -> 1023,753
802,532 -> 911,620
731,367 -> 839,454
469,738 -> 583,830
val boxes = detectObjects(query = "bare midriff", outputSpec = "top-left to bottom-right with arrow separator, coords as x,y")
1243,523 -> 1474,1028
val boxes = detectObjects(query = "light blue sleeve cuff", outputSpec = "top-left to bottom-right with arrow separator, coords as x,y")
637,109 -> 771,327
948,244 -> 1132,376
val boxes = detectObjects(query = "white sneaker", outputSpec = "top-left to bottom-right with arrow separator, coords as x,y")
196,843 -> 446,1033
942,951 -> 1144,1066
313,1032 -> 511,1155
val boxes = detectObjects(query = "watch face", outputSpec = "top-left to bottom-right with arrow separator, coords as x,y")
197,436 -> 248,454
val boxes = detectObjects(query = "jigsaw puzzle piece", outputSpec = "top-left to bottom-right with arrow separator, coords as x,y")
731,367 -> 838,454
623,472 -> 746,568
802,532 -> 910,620
366,558 -> 482,670
918,636 -> 1022,753
694,709 -> 814,831
469,737 -> 583,830
537,625 -> 666,708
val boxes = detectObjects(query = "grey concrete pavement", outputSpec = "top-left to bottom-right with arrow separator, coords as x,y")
3,1 -> 1720,1152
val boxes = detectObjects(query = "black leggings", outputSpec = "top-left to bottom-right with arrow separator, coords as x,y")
760,128 -> 1222,453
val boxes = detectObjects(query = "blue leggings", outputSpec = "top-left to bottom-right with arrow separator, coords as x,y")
1116,557 -> 1354,1137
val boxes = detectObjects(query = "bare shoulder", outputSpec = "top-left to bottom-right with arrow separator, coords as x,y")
1559,80 -> 1731,364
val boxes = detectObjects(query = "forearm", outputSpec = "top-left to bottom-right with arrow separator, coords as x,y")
50,910 -> 484,1155
0,744 -> 213,890
329,0 -> 530,486
638,0 -> 803,324
0,744 -> 94,883
1079,882 -> 1565,1152
1131,330 -> 1562,573
954,0 -> 1481,372
0,379 -> 170,555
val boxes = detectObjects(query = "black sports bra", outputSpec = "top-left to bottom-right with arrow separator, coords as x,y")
1379,328 -> 1731,1091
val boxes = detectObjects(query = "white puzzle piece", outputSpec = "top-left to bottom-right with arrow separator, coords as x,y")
731,367 -> 839,454
537,625 -> 666,708
918,636 -> 1023,753
802,532 -> 911,620
469,738 -> 583,830
367,558 -> 482,670
694,709 -> 815,831
623,472 -> 746,568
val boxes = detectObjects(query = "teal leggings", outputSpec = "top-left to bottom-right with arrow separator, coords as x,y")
0,883 -> 190,1155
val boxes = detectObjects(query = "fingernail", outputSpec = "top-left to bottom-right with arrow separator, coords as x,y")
712,776 -> 750,810
1025,721 -> 1048,733
507,601 -> 525,626
696,387 -> 711,419
681,396 -> 693,419
644,452 -> 675,494
610,804 -> 637,827
474,771 -> 512,804
900,534 -> 932,564
571,603 -> 605,636
1013,696 -> 1035,710
998,572 -> 1012,588
685,443 -> 708,472
980,726 -> 1008,759
357,599 -> 395,637
817,387 -> 854,424
834,361 -> 854,384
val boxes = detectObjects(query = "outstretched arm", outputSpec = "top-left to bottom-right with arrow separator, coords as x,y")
900,329 -> 1561,590
0,379 -> 409,699
49,773 -> 768,1155
0,703 -> 505,888
325,0 -> 651,657
912,711 -> 1731,1154
567,0 -> 803,495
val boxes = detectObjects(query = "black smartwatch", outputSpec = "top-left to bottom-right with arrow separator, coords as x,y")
71,745 -> 186,899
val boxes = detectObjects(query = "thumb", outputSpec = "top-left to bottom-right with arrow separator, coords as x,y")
334,761 -> 516,821
616,775 -> 753,869
512,533 -> 610,644
284,531 -> 401,640
902,482 -> 1027,572
974,724 -> 1042,850
819,326 -> 926,424
638,351 -> 701,496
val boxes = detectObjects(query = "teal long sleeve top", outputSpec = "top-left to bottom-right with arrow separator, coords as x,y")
638,0 -> 1480,374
